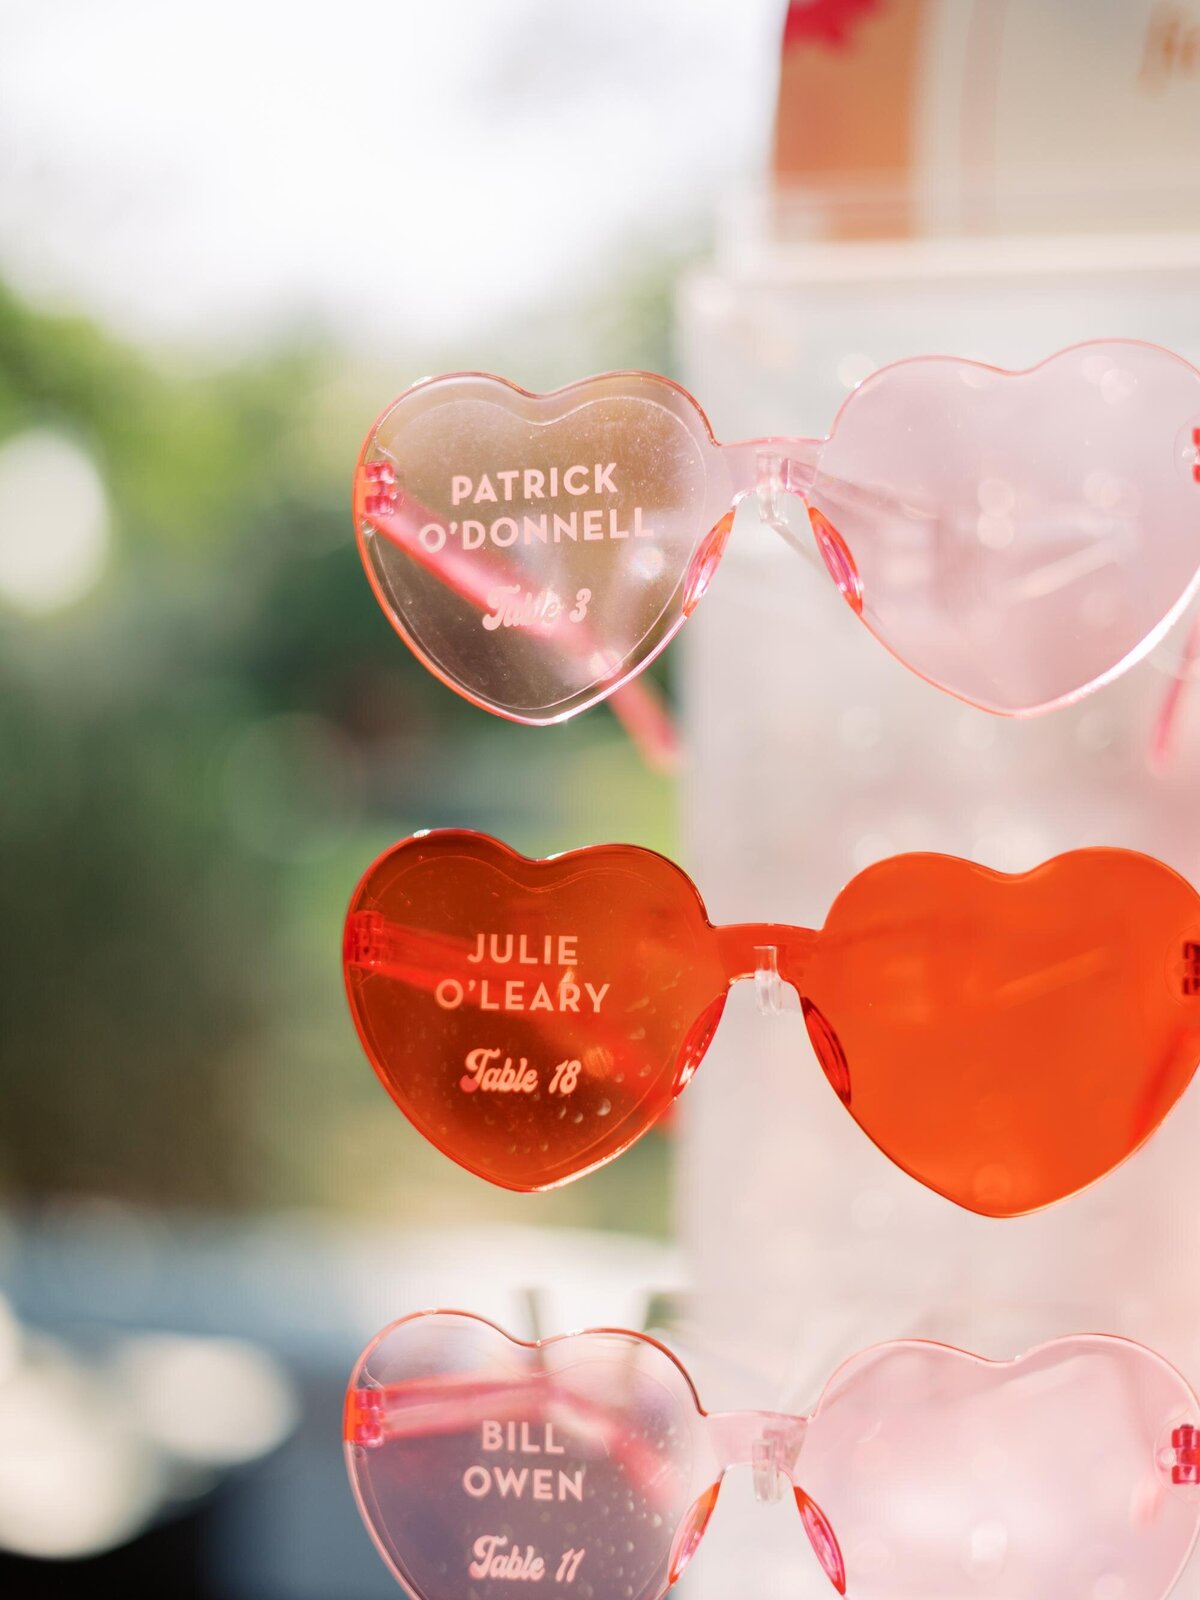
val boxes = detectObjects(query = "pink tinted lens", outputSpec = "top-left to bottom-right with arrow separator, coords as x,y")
355,374 -> 731,723
812,342 -> 1200,713
797,1335 -> 1200,1600
346,1315 -> 716,1600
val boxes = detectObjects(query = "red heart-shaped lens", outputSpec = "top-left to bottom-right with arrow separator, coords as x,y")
346,835 -> 1200,1211
343,832 -> 726,1190
801,848 -> 1200,1215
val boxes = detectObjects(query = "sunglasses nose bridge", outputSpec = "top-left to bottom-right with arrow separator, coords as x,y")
722,439 -> 822,561
707,1411 -> 807,1504
715,924 -> 816,1007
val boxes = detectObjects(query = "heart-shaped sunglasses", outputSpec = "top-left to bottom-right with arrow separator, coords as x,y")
354,341 -> 1200,728
343,830 -> 1200,1215
346,1310 -> 1200,1600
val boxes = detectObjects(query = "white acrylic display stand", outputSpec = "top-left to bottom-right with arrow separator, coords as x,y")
675,219 -> 1200,1598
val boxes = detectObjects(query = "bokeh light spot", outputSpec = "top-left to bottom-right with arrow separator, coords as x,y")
0,430 -> 110,613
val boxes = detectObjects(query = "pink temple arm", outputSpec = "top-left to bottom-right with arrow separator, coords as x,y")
345,911 -> 536,992
344,909 -> 667,1066
1150,604 -> 1200,771
345,1371 -> 683,1508
362,476 -> 678,769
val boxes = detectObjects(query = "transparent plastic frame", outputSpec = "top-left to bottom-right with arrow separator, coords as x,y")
342,829 -> 1200,1216
354,341 -> 1200,726
345,1310 -> 1200,1600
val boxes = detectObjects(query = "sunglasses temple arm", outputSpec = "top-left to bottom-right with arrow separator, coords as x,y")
346,912 -> 488,981
724,434 -> 1024,586
345,1376 -> 680,1502
345,910 -> 637,1058
606,671 -> 677,773
1149,602 -> 1200,770
360,489 -> 676,770
722,435 -> 912,602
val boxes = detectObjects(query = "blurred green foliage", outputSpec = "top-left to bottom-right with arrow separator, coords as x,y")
0,281 -> 676,1232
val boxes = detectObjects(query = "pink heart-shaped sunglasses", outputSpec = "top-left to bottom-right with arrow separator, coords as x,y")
354,341 -> 1200,737
346,1310 -> 1200,1600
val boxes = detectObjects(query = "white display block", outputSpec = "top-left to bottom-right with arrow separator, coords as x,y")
675,230 -> 1200,1598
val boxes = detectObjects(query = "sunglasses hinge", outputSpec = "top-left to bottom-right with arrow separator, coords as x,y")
361,458 -> 399,518
1183,941 -> 1200,996
345,910 -> 387,969
345,1388 -> 386,1450
1172,1424 -> 1200,1484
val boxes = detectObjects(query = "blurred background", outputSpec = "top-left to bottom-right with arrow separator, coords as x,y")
0,1 -> 779,1593
3,1 -> 1200,1596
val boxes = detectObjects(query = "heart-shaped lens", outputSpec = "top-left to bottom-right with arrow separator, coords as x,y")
797,1335 -> 1200,1600
800,848 -> 1200,1215
356,374 -> 732,722
811,342 -> 1200,713
343,833 -> 727,1190
346,1314 -> 716,1600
